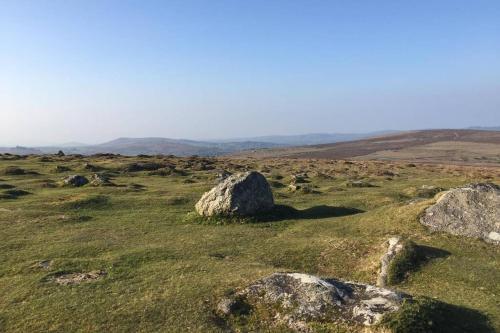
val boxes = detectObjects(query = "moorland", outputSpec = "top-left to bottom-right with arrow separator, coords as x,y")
0,152 -> 499,332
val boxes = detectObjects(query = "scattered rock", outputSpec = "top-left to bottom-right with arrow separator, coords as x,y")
51,270 -> 107,285
195,171 -> 274,217
89,173 -> 114,186
218,273 -> 408,330
56,150 -> 65,157
420,183 -> 500,244
83,163 -> 103,172
291,173 -> 308,184
62,175 -> 89,187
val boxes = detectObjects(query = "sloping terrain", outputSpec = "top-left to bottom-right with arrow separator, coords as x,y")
0,131 -> 392,157
239,129 -> 500,165
0,154 -> 498,332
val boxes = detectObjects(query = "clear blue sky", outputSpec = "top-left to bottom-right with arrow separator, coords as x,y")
1,0 -> 499,145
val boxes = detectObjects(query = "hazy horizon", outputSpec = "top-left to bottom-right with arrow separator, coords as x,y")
2,1 -> 500,146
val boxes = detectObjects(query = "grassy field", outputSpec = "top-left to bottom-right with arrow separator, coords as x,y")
0,154 -> 499,332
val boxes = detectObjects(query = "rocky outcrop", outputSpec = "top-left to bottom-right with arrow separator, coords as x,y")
420,183 -> 500,244
218,273 -> 408,330
195,171 -> 274,216
62,175 -> 89,187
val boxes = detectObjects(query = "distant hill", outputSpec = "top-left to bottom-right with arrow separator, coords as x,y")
467,126 -> 500,131
215,131 -> 398,146
0,146 -> 43,155
237,129 -> 500,165
0,131 -> 390,156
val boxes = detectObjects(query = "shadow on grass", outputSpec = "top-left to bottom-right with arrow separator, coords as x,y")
189,204 -> 364,225
387,243 -> 451,286
417,245 -> 451,260
382,296 -> 495,333
256,204 -> 364,222
0,189 -> 31,200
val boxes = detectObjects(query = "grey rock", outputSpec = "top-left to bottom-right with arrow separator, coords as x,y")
219,273 -> 407,329
89,173 -> 113,186
377,237 -> 404,287
420,183 -> 500,244
195,171 -> 274,216
291,173 -> 308,184
288,184 -> 301,192
62,175 -> 89,187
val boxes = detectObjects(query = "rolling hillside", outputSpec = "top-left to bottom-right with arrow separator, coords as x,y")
0,132 -> 387,156
238,129 -> 500,165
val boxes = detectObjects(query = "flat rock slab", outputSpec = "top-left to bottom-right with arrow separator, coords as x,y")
420,183 -> 500,244
218,273 -> 407,330
50,270 -> 107,285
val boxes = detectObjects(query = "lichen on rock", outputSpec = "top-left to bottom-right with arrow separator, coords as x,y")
420,183 -> 500,244
195,171 -> 274,217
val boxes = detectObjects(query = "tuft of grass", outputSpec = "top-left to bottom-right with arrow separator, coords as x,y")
61,195 -> 110,210
165,196 -> 191,205
2,166 -> 26,175
54,165 -> 72,173
0,189 -> 31,199
184,212 -> 255,225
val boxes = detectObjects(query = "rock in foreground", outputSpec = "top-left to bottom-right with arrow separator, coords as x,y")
218,273 -> 407,330
195,171 -> 274,216
420,183 -> 500,244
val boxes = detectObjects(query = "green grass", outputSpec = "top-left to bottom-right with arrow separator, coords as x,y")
0,155 -> 498,332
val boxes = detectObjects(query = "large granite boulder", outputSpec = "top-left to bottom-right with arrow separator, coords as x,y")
195,171 -> 274,216
217,273 -> 407,330
420,183 -> 500,244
